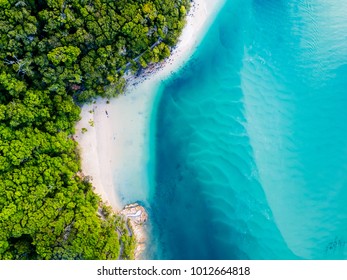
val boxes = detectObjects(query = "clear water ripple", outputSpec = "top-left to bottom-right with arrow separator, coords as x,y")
148,0 -> 347,260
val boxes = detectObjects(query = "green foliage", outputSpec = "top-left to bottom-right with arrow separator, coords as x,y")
120,219 -> 137,260
0,0 -> 189,260
0,0 -> 189,102
47,46 -> 81,66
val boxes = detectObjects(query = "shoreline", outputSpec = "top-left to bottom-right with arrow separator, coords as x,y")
74,0 -> 226,258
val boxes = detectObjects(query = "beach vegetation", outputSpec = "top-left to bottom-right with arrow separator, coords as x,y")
0,0 -> 189,259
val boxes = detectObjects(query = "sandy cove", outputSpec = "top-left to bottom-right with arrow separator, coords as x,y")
74,0 -> 226,258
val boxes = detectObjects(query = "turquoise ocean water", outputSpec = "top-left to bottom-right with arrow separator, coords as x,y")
147,0 -> 347,259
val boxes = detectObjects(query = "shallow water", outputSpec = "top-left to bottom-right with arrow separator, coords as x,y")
148,0 -> 347,259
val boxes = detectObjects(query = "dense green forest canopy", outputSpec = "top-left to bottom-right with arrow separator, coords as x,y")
0,0 -> 189,259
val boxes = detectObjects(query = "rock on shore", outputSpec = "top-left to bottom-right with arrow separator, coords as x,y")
120,203 -> 148,259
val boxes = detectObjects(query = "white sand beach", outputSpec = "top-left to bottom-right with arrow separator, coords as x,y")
75,0 -> 226,211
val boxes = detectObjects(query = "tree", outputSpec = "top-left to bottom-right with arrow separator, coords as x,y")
47,46 -> 81,66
